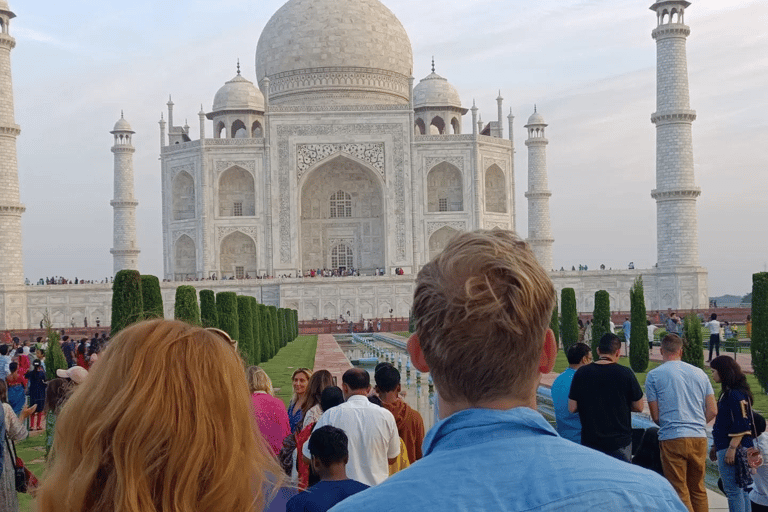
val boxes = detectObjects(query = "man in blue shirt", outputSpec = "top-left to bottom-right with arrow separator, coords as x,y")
645,334 -> 717,512
551,342 -> 591,443
331,230 -> 686,512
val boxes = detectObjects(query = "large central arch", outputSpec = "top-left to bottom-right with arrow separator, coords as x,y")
220,231 -> 257,279
300,154 -> 385,272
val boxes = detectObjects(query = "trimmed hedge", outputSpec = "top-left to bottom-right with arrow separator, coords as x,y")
248,296 -> 261,365
267,306 -> 280,357
293,310 -> 299,340
237,296 -> 254,364
216,292 -> 239,343
259,304 -> 273,361
200,290 -> 218,328
141,275 -> 164,320
683,313 -> 704,368
591,290 -> 611,360
752,273 -> 768,391
560,288 -> 579,351
629,276 -> 649,372
278,308 -> 286,348
111,269 -> 144,336
550,302 -> 560,348
174,285 -> 200,325
43,319 -> 68,381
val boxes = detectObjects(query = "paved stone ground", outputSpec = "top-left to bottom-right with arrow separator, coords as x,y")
313,333 -> 353,384
648,347 -> 753,372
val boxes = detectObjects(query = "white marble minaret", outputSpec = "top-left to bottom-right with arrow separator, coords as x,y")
525,107 -> 553,271
0,1 -> 26,286
110,113 -> 140,273
650,1 -> 700,268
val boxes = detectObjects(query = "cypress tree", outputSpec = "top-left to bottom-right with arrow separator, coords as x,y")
174,285 -> 200,325
682,313 -> 704,368
751,273 -> 768,391
629,276 -> 649,372
43,314 -> 68,381
591,290 -> 611,360
294,309 -> 300,340
111,269 -> 144,336
200,290 -> 218,328
560,288 -> 579,351
248,296 -> 261,365
216,292 -> 239,343
237,296 -> 254,364
258,304 -> 273,360
277,308 -> 286,348
140,275 -> 164,320
549,302 -> 560,349
267,306 -> 279,357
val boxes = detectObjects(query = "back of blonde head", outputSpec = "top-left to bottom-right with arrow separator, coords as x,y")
413,230 -> 555,404
248,366 -> 274,395
37,319 -> 281,512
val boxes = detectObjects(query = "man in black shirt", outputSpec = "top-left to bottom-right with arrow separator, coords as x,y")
568,332 -> 644,462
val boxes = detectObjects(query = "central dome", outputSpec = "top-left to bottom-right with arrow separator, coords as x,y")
256,0 -> 413,106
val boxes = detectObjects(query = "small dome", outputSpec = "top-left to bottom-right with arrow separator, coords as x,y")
413,71 -> 463,111
0,1 -> 11,12
112,114 -> 133,133
526,110 -> 546,126
212,73 -> 264,113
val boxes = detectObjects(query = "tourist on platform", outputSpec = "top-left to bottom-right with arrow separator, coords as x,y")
0,345 -> 11,380
623,317 -> 631,345
302,368 -> 399,487
76,339 -> 89,369
332,230 -> 685,512
0,380 -> 35,511
709,355 -> 755,512
43,378 -> 71,457
16,346 -> 30,376
296,386 -> 345,490
25,359 -> 47,431
551,342 -> 591,444
646,334 -> 717,512
60,336 -> 75,367
374,364 -> 424,463
569,332 -> 644,462
35,348 -> 46,372
36,319 -> 285,512
6,362 -> 27,415
288,426 -> 369,512
648,320 -> 658,351
667,312 -> 681,338
302,369 -> 335,429
248,366 -> 290,456
749,413 -> 768,511
706,313 -> 721,362
288,368 -> 312,433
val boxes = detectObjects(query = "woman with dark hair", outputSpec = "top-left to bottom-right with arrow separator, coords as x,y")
6,361 -> 27,415
301,369 -> 335,429
287,368 -> 312,434
709,355 -> 754,512
76,339 -> 89,369
44,378 -> 72,457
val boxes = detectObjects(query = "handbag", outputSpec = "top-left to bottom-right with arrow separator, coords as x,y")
5,433 -> 37,493
747,405 -> 764,469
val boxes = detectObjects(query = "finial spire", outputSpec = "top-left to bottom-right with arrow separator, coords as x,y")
534,104 -> 537,113
431,56 -> 435,73
237,59 -> 241,75
121,110 -> 124,119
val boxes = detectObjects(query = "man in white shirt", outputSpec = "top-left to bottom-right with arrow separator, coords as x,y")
705,313 -> 720,362
303,368 -> 399,486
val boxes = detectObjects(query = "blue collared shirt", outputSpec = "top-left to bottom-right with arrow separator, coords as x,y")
551,367 -> 581,443
330,407 -> 686,512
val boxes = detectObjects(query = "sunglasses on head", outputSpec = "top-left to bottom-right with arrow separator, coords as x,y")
205,328 -> 238,351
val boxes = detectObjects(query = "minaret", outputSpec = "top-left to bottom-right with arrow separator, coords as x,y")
650,1 -> 700,268
525,107 -> 553,271
110,113 -> 140,274
0,2 -> 26,286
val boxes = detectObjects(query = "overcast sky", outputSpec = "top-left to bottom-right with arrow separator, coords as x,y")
8,0 -> 767,297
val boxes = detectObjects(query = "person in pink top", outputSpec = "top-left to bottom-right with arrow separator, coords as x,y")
248,366 -> 290,456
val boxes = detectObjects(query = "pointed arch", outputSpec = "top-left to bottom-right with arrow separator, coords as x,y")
330,243 -> 354,270
232,119 -> 247,138
427,161 -> 463,212
251,121 -> 262,137
430,116 -> 445,135
485,164 -> 507,213
451,117 -> 460,134
429,226 -> 460,260
172,171 -> 195,220
174,234 -> 196,279
218,166 -> 255,217
414,118 -> 426,135
215,121 -> 226,139
219,231 -> 257,279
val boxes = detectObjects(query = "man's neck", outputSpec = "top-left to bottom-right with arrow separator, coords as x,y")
662,354 -> 682,362
378,391 -> 400,404
568,364 -> 581,370
320,464 -> 348,482
595,353 -> 618,364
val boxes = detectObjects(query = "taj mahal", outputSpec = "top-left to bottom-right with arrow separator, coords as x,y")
0,0 -> 708,329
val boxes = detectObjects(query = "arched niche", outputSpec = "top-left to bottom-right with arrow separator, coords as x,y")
232,119 -> 247,138
429,226 -> 460,260
251,121 -> 263,137
414,118 -> 426,135
172,171 -> 195,220
451,117 -> 460,134
300,155 -> 384,273
218,167 -> 255,217
215,121 -> 226,139
220,231 -> 257,279
174,235 -> 196,279
331,243 -> 354,270
430,116 -> 445,135
485,164 -> 507,213
427,162 -> 463,212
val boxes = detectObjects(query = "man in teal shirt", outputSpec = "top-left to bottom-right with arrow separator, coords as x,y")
551,342 -> 591,443
331,230 -> 686,512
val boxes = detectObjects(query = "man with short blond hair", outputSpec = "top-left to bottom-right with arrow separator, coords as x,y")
332,230 -> 686,512
645,334 -> 717,512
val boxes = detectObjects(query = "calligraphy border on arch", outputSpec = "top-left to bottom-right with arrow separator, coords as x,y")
216,226 -> 259,243
276,123 -> 406,264
426,221 -> 466,238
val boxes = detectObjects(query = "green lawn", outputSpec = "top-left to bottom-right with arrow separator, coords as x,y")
259,334 -> 318,406
16,431 -> 45,512
392,331 -> 410,338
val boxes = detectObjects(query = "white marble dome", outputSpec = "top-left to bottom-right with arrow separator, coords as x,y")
413,71 -> 463,111
526,110 -> 546,126
112,115 -> 133,132
212,72 -> 264,113
255,0 -> 413,106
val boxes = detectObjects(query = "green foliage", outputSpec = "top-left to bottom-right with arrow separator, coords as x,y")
200,290 -> 218,328
259,304 -> 273,361
248,297 -> 261,365
753,273 -> 768,392
43,313 -> 67,381
629,276 -> 649,372
268,306 -> 280,357
216,292 -> 239,342
111,270 -> 144,336
549,302 -> 560,348
682,313 -> 704,368
294,310 -> 300,340
277,308 -> 286,348
174,286 -> 200,325
560,288 -> 579,351
408,309 -> 416,334
591,290 -> 611,360
237,296 -> 254,364
140,275 -> 164,320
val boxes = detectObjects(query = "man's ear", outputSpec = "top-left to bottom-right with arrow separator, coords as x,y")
407,333 -> 429,372
538,329 -> 557,375
311,456 -> 321,473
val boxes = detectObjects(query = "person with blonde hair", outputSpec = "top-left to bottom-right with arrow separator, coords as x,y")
287,367 -> 312,433
36,319 -> 285,512
333,229 -> 686,512
248,366 -> 290,456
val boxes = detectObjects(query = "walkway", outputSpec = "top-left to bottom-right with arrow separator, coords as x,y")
313,333 -> 352,383
648,347 -> 753,372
